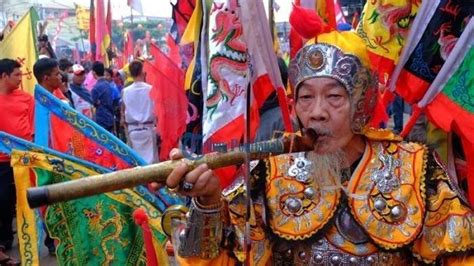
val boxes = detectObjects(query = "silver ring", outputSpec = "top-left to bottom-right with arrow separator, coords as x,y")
182,181 -> 194,192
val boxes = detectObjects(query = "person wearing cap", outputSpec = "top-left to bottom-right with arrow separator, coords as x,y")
161,6 -> 474,265
69,64 -> 94,118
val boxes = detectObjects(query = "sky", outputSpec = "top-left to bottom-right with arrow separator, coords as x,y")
66,0 -> 293,22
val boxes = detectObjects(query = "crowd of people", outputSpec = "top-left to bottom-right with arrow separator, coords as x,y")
0,50 -> 159,264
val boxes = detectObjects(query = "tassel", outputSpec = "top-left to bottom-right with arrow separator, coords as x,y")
289,4 -> 332,40
133,208 -> 158,266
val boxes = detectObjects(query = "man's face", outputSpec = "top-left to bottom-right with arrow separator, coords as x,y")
73,72 -> 86,85
104,71 -> 112,81
295,77 -> 354,154
2,68 -> 22,92
44,66 -> 62,91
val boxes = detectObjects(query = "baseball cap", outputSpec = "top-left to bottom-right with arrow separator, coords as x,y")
72,64 -> 85,75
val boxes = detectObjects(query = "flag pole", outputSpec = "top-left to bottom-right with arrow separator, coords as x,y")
79,29 -> 86,61
268,0 -> 274,42
243,83 -> 251,266
130,7 -> 133,27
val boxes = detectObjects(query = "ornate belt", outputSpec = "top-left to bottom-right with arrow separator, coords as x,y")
272,237 -> 411,266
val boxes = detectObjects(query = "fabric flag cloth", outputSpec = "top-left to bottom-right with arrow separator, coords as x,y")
412,20 -> 474,205
171,0 -> 196,70
201,0 -> 255,189
94,0 -> 110,66
52,11 -> 68,51
239,0 -> 293,133
0,133 -> 170,266
354,0 -> 422,127
106,0 -> 112,46
388,0 -> 472,104
201,0 -> 287,188
147,43 -> 188,161
89,0 -> 96,60
166,33 -> 182,69
34,84 -> 182,210
75,3 -> 90,31
356,0 -> 421,85
128,0 -> 143,15
179,0 -> 204,148
171,0 -> 196,44
0,7 -> 38,94
123,30 -> 134,65
315,0 -> 336,29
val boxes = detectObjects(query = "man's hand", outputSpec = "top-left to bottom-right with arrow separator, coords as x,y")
149,148 -> 222,206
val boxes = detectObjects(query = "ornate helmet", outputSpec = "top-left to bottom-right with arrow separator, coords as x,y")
289,6 -> 378,134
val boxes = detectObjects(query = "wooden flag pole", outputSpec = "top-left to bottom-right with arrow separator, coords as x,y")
268,0 -> 275,42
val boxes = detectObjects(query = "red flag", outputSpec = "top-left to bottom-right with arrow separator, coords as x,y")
106,0 -> 111,37
147,44 -> 188,161
166,33 -> 182,69
150,43 -> 184,91
94,0 -> 109,64
35,85 -> 138,170
89,0 -> 96,60
170,0 -> 196,42
240,0 -> 293,133
123,30 -> 134,64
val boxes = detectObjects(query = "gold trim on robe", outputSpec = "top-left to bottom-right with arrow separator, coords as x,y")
266,153 -> 340,240
347,140 -> 427,249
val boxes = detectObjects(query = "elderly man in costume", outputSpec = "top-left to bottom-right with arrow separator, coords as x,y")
164,9 -> 474,266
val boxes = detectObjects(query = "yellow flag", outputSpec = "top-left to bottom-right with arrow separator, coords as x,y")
75,3 -> 90,31
181,0 -> 202,90
357,0 -> 419,63
0,7 -> 38,94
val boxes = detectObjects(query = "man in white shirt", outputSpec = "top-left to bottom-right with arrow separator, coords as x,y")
69,64 -> 93,118
121,60 -> 158,164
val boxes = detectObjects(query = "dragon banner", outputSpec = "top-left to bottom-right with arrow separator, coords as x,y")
34,84 -> 182,211
421,21 -> 474,205
0,133 -> 170,265
202,0 -> 255,188
388,0 -> 472,104
356,0 -> 421,84
202,0 -> 286,188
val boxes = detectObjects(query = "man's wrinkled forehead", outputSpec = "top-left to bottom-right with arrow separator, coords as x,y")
297,77 -> 347,96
